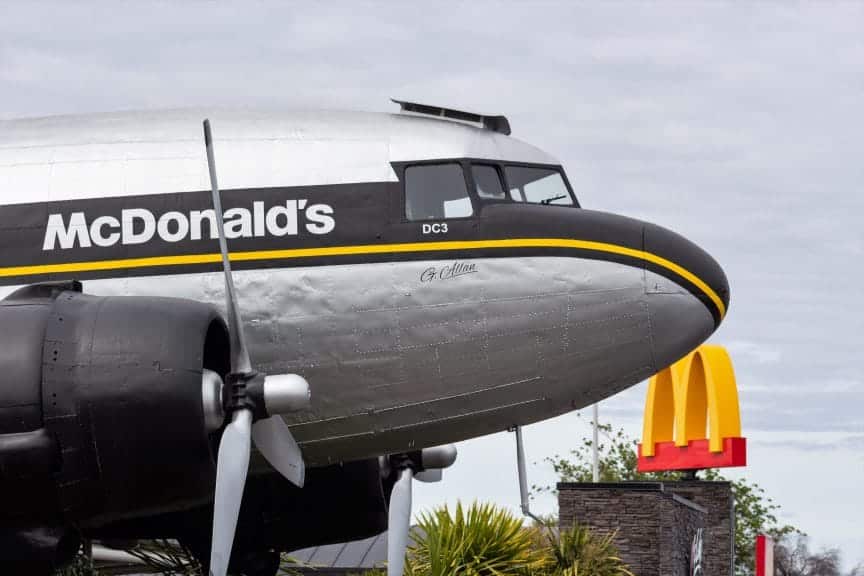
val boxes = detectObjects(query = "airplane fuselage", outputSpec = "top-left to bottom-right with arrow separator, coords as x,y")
0,108 -> 728,467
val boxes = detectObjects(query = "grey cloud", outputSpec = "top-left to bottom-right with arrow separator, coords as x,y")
1,1 -> 863,567
753,435 -> 864,453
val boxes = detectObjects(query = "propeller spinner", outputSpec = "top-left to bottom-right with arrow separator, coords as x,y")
202,119 -> 311,576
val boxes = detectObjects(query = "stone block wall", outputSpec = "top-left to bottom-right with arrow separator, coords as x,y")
558,482 -> 706,576
666,481 -> 735,576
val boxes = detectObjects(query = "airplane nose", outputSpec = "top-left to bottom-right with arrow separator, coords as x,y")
477,204 -> 730,376
642,222 -> 730,370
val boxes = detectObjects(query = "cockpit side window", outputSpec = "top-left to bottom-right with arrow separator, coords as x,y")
404,163 -> 474,221
504,166 -> 574,206
472,164 -> 506,201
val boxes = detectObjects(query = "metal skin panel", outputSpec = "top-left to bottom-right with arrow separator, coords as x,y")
0,256 -> 713,466
0,109 -> 557,206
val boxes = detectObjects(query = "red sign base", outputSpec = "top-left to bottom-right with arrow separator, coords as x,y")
637,437 -> 747,472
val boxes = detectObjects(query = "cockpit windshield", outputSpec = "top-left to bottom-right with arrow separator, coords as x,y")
504,166 -> 574,206
472,164 -> 507,200
401,160 -> 578,223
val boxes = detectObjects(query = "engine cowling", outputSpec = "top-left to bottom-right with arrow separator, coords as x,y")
170,457 -> 395,573
0,282 -> 397,575
84,457 -> 395,575
0,281 -> 229,528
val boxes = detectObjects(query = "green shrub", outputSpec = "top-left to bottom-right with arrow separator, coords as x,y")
539,524 -> 633,576
405,501 -> 550,576
125,539 -> 201,575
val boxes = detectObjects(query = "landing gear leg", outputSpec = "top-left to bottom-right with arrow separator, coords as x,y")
511,425 -> 545,526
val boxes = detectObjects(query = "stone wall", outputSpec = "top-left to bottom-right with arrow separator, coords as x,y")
666,481 -> 735,576
558,482 -> 706,576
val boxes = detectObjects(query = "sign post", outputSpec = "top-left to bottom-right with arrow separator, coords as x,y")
592,403 -> 599,482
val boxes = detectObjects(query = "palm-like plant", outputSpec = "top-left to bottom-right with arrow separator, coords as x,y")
405,501 -> 550,576
125,539 -> 201,575
542,524 -> 633,576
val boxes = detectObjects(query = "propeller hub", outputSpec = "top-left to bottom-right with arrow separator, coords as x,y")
224,370 -> 258,412
384,444 -> 458,484
201,369 -> 225,432
383,445 -> 457,576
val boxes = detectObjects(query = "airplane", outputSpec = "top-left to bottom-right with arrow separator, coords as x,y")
0,100 -> 729,576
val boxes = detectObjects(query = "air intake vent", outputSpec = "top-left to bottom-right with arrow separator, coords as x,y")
391,99 -> 511,135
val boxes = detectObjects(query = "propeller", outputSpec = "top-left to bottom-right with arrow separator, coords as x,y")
202,119 -> 312,576
384,445 -> 457,576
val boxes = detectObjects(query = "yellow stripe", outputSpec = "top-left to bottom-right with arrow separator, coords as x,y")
0,238 -> 726,318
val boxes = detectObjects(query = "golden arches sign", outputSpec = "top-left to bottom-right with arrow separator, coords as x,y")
638,344 -> 746,471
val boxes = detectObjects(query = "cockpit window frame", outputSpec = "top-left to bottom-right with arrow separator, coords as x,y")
392,158 -> 579,225
499,161 -> 579,208
470,162 -> 509,204
393,159 -> 477,224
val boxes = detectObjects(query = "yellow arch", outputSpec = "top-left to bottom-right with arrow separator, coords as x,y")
641,345 -> 741,456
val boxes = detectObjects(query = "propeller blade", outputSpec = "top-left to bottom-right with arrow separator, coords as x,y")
414,469 -> 442,483
203,119 -> 252,375
387,467 -> 413,576
251,415 -> 305,487
209,408 -> 252,576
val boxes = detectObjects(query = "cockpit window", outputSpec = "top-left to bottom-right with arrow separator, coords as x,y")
405,163 -> 474,220
505,166 -> 574,206
472,164 -> 506,200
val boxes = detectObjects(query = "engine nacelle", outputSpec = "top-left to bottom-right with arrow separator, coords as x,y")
259,458 -> 394,551
86,457 -> 395,575
169,457 -> 394,571
0,281 -> 229,528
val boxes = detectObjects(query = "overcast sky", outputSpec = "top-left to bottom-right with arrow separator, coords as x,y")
2,1 -> 862,569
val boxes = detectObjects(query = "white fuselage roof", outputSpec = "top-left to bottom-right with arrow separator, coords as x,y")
0,108 -> 560,206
